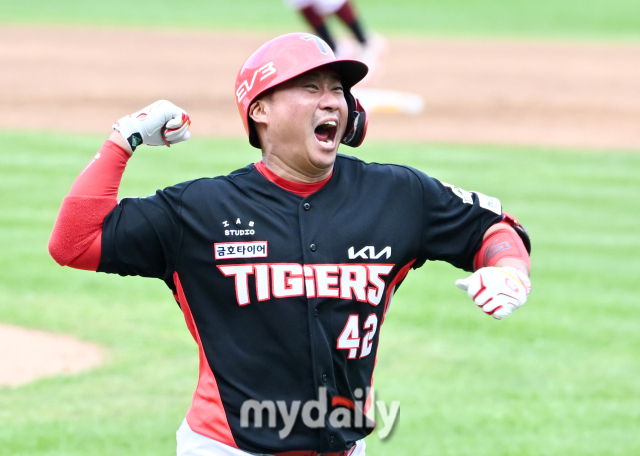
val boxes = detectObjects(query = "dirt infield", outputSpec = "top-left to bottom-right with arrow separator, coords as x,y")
1,25 -> 639,387
0,324 -> 103,387
2,26 -> 640,149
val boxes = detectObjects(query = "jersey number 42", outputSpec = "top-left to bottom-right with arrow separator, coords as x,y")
337,314 -> 378,359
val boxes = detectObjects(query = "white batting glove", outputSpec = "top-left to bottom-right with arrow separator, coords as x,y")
455,266 -> 531,320
113,100 -> 191,151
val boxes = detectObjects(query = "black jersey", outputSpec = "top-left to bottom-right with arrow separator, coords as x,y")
98,154 -> 503,453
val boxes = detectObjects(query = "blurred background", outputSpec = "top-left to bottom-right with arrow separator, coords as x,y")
0,1 -> 639,455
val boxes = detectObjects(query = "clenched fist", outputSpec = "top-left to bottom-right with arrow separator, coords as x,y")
456,267 -> 531,320
113,100 -> 191,152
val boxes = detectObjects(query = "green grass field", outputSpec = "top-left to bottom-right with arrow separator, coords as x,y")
2,0 -> 640,454
1,130 -> 639,455
2,0 -> 640,40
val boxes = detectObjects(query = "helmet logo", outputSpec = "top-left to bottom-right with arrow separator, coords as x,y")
236,62 -> 277,103
301,36 -> 329,55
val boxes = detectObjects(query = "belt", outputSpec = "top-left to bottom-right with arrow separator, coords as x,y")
274,444 -> 356,456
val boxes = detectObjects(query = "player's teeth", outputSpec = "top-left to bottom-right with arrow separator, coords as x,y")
322,121 -> 337,127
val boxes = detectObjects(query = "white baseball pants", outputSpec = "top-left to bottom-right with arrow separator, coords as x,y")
176,419 -> 366,456
284,0 -> 347,16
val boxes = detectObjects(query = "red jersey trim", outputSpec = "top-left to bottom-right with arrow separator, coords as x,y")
364,356 -> 377,428
381,259 -> 416,324
254,161 -> 332,197
173,272 -> 238,449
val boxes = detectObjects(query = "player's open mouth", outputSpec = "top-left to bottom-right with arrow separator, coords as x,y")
314,120 -> 338,147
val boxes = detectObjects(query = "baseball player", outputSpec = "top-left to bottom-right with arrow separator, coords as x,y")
287,0 -> 365,52
286,0 -> 384,76
49,33 -> 532,456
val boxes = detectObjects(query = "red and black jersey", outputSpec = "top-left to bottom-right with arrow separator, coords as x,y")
98,154 -> 503,454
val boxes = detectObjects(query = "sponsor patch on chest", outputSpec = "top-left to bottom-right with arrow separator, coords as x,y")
215,241 -> 268,260
222,218 -> 256,236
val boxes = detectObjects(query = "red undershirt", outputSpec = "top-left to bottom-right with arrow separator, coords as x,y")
254,161 -> 332,197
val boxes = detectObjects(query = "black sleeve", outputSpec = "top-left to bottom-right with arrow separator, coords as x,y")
413,169 -> 503,272
98,181 -> 193,284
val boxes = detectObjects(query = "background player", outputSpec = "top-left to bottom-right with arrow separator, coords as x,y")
49,33 -> 532,455
286,0 -> 385,77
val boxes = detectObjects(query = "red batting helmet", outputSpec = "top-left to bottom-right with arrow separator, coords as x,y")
235,33 -> 369,149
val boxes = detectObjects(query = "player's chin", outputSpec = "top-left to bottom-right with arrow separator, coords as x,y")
307,144 -> 338,171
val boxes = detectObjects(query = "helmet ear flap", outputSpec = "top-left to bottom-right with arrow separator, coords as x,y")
341,93 -> 368,148
248,118 -> 261,149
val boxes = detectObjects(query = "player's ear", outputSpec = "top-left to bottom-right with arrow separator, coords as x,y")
249,99 -> 269,126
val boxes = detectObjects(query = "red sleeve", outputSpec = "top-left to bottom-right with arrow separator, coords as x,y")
48,140 -> 130,270
473,222 -> 531,271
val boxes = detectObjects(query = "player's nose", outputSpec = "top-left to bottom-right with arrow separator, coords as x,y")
318,87 -> 341,112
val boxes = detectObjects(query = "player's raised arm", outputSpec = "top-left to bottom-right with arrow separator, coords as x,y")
48,101 -> 191,271
112,100 -> 191,152
456,215 -> 532,320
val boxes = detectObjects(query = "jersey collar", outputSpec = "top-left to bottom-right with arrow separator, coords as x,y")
254,161 -> 332,198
